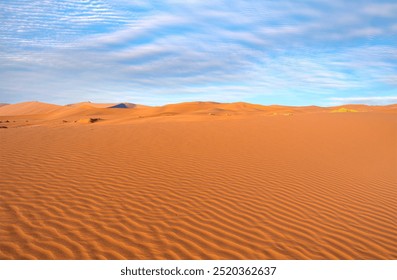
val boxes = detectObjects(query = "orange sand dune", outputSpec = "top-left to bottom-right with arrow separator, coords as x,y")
0,101 -> 61,116
0,101 -> 396,259
66,101 -> 137,109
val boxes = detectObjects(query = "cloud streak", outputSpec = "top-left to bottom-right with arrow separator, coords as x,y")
0,0 -> 396,105
329,96 -> 397,105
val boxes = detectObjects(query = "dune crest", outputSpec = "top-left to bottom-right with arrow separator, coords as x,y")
0,101 -> 61,116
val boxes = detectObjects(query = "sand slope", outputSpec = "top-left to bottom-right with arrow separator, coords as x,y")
0,102 -> 396,259
0,101 -> 61,116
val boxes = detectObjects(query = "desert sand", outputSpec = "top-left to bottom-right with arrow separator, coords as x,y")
0,101 -> 396,259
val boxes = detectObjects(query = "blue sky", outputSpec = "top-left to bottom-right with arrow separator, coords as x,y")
1,0 -> 397,106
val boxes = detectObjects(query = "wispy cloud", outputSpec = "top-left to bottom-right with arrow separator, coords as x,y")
329,96 -> 397,105
361,3 -> 397,17
0,0 -> 396,105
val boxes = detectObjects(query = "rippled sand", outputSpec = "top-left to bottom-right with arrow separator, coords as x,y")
1,101 -> 396,259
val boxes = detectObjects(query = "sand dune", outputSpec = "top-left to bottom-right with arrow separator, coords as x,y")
0,101 -> 61,116
108,103 -> 137,109
66,101 -> 138,109
1,101 -> 395,122
66,101 -> 118,108
0,101 -> 396,259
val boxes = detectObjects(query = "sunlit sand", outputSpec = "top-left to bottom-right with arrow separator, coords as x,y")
1,101 -> 396,259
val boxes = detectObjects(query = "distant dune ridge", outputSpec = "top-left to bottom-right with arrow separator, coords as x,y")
65,101 -> 136,109
0,101 -> 62,116
108,103 -> 137,109
0,100 -> 396,259
0,100 -> 396,120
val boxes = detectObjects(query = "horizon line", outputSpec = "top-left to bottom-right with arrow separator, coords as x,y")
1,100 -> 397,108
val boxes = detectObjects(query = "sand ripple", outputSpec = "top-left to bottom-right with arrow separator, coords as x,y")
1,113 -> 396,259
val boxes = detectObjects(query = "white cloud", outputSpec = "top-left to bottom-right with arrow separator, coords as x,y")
0,0 -> 130,48
329,96 -> 397,105
362,3 -> 397,17
1,0 -> 397,105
